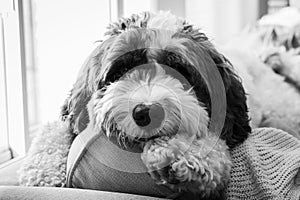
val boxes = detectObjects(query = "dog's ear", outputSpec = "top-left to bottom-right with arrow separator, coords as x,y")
174,29 -> 251,148
209,49 -> 251,148
60,41 -> 111,134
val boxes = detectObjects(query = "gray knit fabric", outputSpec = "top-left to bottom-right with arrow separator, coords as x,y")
226,128 -> 300,200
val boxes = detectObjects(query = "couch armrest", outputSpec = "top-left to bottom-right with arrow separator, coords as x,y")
0,186 -> 168,200
0,157 -> 24,186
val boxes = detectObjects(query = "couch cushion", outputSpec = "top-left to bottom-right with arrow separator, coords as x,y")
0,186 -> 167,200
0,157 -> 24,186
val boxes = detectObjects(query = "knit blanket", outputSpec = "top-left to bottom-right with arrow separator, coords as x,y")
227,128 -> 300,199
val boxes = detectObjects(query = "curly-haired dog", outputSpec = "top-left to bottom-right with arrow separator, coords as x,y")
57,12 -> 251,198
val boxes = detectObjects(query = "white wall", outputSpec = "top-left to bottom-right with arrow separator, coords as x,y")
123,0 -> 153,17
185,0 -> 259,44
133,0 -> 260,44
122,0 -> 185,18
290,0 -> 300,9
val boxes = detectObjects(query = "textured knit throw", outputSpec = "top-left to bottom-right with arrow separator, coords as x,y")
226,128 -> 300,199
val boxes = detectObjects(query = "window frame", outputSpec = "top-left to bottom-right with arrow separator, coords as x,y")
0,0 -> 31,167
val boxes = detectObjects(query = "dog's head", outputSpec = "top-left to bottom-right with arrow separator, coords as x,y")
61,12 -> 251,149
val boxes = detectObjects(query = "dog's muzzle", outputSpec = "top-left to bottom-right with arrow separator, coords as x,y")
132,103 -> 165,130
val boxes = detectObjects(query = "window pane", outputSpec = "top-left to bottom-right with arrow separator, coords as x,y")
23,0 -> 40,129
0,0 -> 26,158
28,0 -> 110,125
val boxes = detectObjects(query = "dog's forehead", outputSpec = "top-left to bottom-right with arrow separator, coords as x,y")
100,29 -> 181,78
96,11 -> 218,88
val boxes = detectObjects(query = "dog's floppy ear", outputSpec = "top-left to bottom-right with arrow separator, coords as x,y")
178,29 -> 251,148
209,49 -> 251,148
60,40 -> 112,134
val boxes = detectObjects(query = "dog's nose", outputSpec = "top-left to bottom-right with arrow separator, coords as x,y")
132,103 -> 165,128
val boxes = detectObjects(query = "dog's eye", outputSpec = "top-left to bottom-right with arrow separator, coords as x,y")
106,67 -> 129,83
98,69 -> 128,90
102,48 -> 148,86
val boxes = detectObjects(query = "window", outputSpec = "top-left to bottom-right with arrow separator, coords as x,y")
0,12 -> 11,164
0,0 -> 28,164
0,0 -> 112,165
32,0 -> 110,124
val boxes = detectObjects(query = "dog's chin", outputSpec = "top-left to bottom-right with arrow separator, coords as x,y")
105,123 -> 180,153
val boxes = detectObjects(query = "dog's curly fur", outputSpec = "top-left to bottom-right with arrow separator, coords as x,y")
18,121 -> 74,186
141,134 -> 231,198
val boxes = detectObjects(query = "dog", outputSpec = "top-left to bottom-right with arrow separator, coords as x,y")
60,12 -> 251,198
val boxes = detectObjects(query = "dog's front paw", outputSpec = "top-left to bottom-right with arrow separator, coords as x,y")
141,136 -> 178,184
141,136 -> 196,188
141,135 -> 232,198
